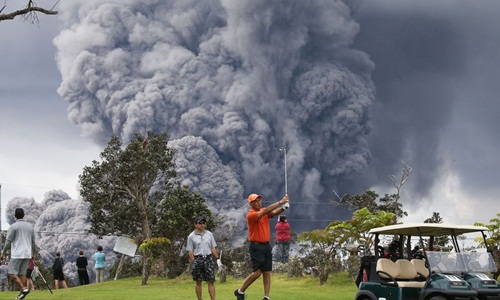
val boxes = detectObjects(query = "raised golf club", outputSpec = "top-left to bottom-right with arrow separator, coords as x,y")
279,146 -> 287,195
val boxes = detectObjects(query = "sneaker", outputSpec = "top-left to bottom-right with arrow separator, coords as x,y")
263,297 -> 270,300
17,289 -> 30,300
234,289 -> 245,300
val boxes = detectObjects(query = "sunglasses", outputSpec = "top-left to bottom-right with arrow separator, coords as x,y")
197,221 -> 206,225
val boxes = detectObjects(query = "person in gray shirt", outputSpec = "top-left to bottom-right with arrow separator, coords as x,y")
1,208 -> 36,300
0,260 -> 8,292
186,216 -> 220,300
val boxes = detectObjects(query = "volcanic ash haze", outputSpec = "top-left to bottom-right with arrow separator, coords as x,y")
54,0 -> 375,230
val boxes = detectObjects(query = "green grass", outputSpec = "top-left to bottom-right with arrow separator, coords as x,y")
0,273 -> 358,300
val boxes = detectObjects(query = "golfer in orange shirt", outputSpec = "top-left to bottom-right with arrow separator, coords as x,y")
234,193 -> 289,300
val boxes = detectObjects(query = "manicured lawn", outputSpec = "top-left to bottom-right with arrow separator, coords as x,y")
4,273 -> 357,300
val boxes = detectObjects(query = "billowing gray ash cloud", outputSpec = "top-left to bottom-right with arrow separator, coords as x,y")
54,0 -> 375,230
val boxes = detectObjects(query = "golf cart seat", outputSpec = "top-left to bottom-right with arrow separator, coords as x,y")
411,258 -> 430,279
377,258 -> 426,288
395,259 -> 427,287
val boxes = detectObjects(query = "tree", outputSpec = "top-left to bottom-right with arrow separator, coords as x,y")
424,212 -> 443,224
457,235 -> 467,250
156,184 -> 216,278
388,162 -> 412,205
475,214 -> 500,249
298,208 -> 396,285
475,214 -> 500,279
79,132 -> 177,284
337,162 -> 411,220
378,193 -> 407,220
424,212 -> 449,248
297,229 -> 341,285
0,0 -> 58,22
326,208 -> 396,254
138,237 -> 171,284
338,190 -> 407,220
337,190 -> 380,212
387,161 -> 412,221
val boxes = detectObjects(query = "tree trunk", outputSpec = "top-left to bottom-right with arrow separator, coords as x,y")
319,270 -> 329,285
141,252 -> 150,285
136,194 -> 151,285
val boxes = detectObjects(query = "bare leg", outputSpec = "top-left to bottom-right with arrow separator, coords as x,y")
9,274 -> 27,292
208,281 -> 215,300
239,269 -> 262,292
62,280 -> 68,288
20,275 -> 27,290
263,271 -> 271,297
195,281 -> 202,300
28,278 -> 35,290
55,280 -> 59,289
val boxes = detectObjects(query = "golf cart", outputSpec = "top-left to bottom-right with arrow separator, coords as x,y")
355,223 -> 500,300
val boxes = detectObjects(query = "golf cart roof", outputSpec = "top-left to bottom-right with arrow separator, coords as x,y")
369,223 -> 489,236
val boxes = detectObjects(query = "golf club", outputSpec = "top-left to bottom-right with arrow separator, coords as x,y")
32,260 -> 53,294
279,146 -> 288,195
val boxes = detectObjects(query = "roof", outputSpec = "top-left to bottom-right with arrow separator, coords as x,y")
369,223 -> 489,236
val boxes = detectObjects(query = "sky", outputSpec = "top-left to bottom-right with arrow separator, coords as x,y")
0,13 -> 102,230
1,0 -> 500,235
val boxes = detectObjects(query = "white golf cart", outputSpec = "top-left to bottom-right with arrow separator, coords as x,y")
355,223 -> 500,300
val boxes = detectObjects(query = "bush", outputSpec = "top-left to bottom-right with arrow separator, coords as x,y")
287,257 -> 304,277
109,256 -> 142,279
225,242 -> 252,278
344,255 -> 362,280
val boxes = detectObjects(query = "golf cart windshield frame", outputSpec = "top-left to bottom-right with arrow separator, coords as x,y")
426,251 -> 498,273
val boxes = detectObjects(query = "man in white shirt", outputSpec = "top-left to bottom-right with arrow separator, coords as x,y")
1,208 -> 36,300
186,216 -> 220,300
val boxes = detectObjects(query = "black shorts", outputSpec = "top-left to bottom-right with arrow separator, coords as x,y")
249,243 -> 272,272
26,269 -> 33,279
53,270 -> 65,281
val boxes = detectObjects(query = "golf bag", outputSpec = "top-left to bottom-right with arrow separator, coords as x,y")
356,255 -> 376,287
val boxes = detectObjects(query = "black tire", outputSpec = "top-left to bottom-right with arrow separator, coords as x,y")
356,297 -> 372,300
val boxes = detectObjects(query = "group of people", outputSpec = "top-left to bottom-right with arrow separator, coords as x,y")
0,256 -> 36,293
189,193 -> 291,300
3,193 -> 290,300
47,246 -> 106,289
0,207 -> 107,299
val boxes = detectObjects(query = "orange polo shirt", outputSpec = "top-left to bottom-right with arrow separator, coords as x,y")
247,208 -> 271,243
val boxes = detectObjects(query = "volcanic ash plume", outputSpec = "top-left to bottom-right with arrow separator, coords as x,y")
55,0 -> 375,229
